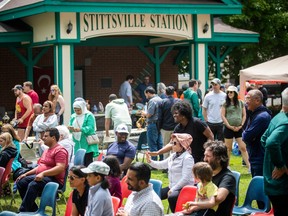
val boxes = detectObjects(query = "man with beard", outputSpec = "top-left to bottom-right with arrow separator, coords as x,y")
12,84 -> 33,140
185,141 -> 236,216
116,162 -> 164,216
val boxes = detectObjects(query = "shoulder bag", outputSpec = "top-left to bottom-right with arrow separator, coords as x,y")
76,119 -> 99,145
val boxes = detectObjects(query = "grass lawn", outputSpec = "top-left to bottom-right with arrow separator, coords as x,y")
0,155 -> 251,215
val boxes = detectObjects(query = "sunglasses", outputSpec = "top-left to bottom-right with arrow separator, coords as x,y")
171,141 -> 178,146
227,91 -> 234,94
50,89 -> 55,92
67,175 -> 79,181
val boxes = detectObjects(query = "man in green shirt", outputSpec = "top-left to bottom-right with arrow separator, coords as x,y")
183,79 -> 200,118
261,87 -> 288,216
105,94 -> 132,137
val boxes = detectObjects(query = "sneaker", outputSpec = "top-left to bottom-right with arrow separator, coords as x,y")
248,167 -> 251,174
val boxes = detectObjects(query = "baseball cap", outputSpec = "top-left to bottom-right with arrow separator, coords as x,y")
227,85 -> 238,94
211,78 -> 221,85
116,123 -> 129,134
81,161 -> 110,175
11,85 -> 24,91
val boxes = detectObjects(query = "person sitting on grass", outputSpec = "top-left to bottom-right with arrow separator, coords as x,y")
181,162 -> 218,216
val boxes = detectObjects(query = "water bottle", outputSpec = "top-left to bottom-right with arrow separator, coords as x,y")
92,105 -> 98,114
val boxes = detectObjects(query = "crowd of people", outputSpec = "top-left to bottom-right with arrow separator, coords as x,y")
0,77 -> 286,216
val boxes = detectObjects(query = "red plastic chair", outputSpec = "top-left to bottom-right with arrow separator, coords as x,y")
64,192 -> 73,216
175,185 -> 197,212
120,175 -> 132,206
0,158 -> 14,197
97,152 -> 105,161
251,208 -> 274,215
112,196 -> 121,216
0,167 -> 5,210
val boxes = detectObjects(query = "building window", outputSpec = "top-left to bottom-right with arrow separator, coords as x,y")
101,78 -> 112,88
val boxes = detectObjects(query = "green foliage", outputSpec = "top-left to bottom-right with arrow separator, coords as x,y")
222,0 -> 288,83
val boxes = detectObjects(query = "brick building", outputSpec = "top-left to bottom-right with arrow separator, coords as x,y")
0,0 -> 258,124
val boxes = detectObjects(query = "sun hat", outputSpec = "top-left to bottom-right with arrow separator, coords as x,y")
81,161 -> 110,176
171,133 -> 193,153
227,85 -> 238,94
116,123 -> 129,134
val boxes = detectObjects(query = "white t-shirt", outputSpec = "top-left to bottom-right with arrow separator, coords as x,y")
203,91 -> 226,123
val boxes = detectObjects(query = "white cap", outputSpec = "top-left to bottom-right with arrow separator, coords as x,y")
81,161 -> 110,175
116,123 -> 129,134
211,78 -> 221,85
227,85 -> 238,94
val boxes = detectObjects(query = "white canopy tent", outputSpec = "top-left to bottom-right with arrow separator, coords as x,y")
239,55 -> 288,99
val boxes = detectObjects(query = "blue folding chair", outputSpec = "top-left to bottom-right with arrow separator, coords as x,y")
232,170 -> 241,206
233,176 -> 270,215
74,149 -> 86,166
149,179 -> 162,198
0,182 -> 60,216
135,131 -> 149,162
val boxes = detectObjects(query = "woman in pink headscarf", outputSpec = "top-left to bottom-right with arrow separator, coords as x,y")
146,133 -> 195,213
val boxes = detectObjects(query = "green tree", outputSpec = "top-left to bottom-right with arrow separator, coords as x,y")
222,0 -> 288,84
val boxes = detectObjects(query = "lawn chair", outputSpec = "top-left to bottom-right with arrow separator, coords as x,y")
232,170 -> 241,206
120,175 -> 132,206
149,179 -> 162,198
74,148 -> 86,166
112,196 -> 120,216
0,167 -> 5,211
0,158 -> 14,206
0,182 -> 59,216
232,176 -> 271,215
135,131 -> 149,162
251,208 -> 274,215
64,192 -> 73,216
174,185 -> 197,212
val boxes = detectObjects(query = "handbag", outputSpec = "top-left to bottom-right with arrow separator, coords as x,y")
75,119 -> 99,145
86,134 -> 99,145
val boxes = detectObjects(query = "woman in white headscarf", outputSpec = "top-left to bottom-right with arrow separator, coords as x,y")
68,98 -> 99,166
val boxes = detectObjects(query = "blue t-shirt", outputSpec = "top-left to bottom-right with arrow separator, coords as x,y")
107,141 -> 136,164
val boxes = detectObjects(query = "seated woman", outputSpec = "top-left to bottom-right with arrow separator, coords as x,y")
32,100 -> 58,141
1,124 -> 21,172
81,161 -> 114,216
0,132 -> 17,168
146,133 -> 195,213
103,155 -> 122,207
68,166 -> 89,216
